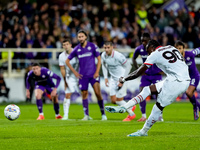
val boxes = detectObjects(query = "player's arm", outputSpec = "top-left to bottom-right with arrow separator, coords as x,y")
121,52 -> 156,83
132,58 -> 139,69
101,57 -> 109,87
59,66 -> 68,89
51,72 -> 61,88
25,72 -> 32,98
94,55 -> 101,79
132,50 -> 139,69
66,58 -> 82,79
120,64 -> 148,83
121,56 -> 132,77
49,72 -> 61,97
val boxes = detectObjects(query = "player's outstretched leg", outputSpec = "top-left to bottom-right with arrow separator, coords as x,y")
127,130 -> 148,137
105,106 -> 126,113
157,114 -> 164,122
116,100 -> 136,121
106,86 -> 151,114
127,103 -> 163,137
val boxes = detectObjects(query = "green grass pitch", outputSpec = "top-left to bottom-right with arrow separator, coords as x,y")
0,101 -> 199,150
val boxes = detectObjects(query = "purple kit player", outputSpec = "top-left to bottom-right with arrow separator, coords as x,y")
66,30 -> 107,120
175,41 -> 200,120
133,33 -> 163,122
26,63 -> 63,120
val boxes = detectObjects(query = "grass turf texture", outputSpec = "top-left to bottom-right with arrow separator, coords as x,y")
0,102 -> 199,150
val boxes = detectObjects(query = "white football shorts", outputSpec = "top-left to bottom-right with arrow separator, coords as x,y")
65,76 -> 79,94
155,78 -> 190,107
109,78 -> 127,98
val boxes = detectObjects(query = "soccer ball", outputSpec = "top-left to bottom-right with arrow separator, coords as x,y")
4,104 -> 20,121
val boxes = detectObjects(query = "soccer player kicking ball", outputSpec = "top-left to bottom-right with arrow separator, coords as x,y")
105,40 -> 190,136
175,41 -> 200,120
59,39 -> 79,120
101,42 -> 136,121
132,33 -> 163,122
66,30 -> 107,121
26,63 -> 63,120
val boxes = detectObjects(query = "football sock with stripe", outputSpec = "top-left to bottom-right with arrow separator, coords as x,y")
123,86 -> 151,110
140,104 -> 162,134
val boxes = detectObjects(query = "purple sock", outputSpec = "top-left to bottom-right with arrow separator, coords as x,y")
189,95 -> 197,108
98,100 -> 105,115
83,99 -> 89,116
53,103 -> 59,115
36,99 -> 43,113
140,100 -> 146,114
196,100 -> 200,108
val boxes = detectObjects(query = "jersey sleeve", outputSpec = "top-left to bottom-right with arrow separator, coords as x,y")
58,54 -> 65,66
101,53 -> 108,79
192,47 -> 200,56
93,44 -> 100,57
46,69 -> 61,88
118,52 -> 127,65
144,52 -> 157,67
68,48 -> 77,60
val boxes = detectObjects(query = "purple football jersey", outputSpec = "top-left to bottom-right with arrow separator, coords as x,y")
26,67 -> 61,89
68,42 -> 100,77
134,44 -> 162,75
185,50 -> 200,78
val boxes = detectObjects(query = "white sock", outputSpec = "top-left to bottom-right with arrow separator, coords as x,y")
116,100 -> 135,116
123,86 -> 151,109
142,114 -> 146,118
140,104 -> 162,134
116,100 -> 126,106
39,113 -> 44,115
55,114 -> 60,117
63,98 -> 70,117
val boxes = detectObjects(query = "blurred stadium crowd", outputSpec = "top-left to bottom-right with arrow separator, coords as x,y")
0,0 -> 200,70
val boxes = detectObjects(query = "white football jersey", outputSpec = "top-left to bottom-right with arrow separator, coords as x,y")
58,50 -> 79,79
101,50 -> 129,80
144,45 -> 190,81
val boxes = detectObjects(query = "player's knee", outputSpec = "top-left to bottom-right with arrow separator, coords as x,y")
143,86 -> 151,94
35,94 -> 42,100
186,91 -> 193,98
82,91 -> 88,99
65,93 -> 71,99
156,102 -> 164,111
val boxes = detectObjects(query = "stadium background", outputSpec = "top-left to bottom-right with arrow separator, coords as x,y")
1,0 -> 200,103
